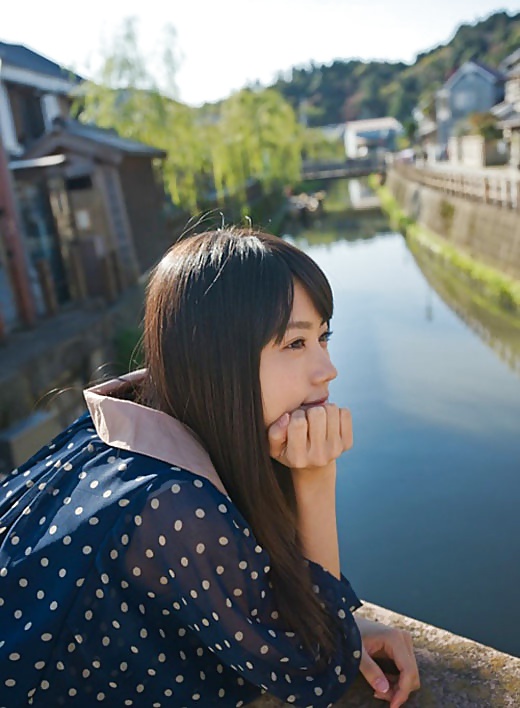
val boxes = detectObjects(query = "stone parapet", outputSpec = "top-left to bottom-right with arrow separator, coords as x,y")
251,601 -> 520,707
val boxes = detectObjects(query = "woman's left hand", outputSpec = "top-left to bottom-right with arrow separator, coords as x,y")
356,617 -> 420,707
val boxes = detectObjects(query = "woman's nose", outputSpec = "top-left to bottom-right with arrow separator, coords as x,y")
313,348 -> 337,384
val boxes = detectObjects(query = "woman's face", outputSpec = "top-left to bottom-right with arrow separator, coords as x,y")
259,280 -> 337,428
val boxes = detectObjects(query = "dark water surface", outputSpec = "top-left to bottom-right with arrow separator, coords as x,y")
284,209 -> 520,657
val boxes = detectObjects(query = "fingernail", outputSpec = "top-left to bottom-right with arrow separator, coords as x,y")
374,677 -> 390,693
279,413 -> 290,428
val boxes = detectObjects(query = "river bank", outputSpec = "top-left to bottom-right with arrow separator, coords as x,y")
370,174 -> 520,314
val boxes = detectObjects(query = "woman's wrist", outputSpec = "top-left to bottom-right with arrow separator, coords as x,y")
291,460 -> 337,492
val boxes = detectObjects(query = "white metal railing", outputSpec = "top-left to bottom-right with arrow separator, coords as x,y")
393,163 -> 520,210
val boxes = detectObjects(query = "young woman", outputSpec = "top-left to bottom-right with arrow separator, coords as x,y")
0,229 -> 419,707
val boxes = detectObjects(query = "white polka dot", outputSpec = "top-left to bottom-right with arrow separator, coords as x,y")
196,543 -> 205,554
74,507 -> 83,515
118,499 -> 130,507
314,687 -> 323,696
11,535 -> 20,544
5,679 -> 16,687
174,520 -> 183,531
158,535 -> 166,546
41,633 -> 52,642
353,650 -> 361,659
180,557 -> 189,567
171,484 -> 181,494
9,652 -> 20,661
63,535 -> 72,545
151,498 -> 160,509
89,516 -> 99,526
102,490 -> 112,498
202,580 -> 210,590
19,578 -> 28,588
134,515 -> 142,526
219,537 -> 229,546
89,480 -> 99,489
239,561 -> 248,570
195,508 -> 205,518
40,558 -> 49,567
216,565 -> 224,575
218,504 -> 227,513
82,546 -> 92,555
235,631 -> 243,641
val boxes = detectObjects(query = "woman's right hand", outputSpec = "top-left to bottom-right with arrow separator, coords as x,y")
267,404 -> 353,473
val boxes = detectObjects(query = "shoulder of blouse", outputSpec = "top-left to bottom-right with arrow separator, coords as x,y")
83,369 -> 228,497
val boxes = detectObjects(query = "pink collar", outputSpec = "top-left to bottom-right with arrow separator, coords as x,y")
83,369 -> 228,496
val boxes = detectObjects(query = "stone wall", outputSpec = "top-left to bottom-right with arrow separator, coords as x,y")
386,169 -> 520,281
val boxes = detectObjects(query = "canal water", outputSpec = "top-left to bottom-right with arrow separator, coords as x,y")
282,182 -> 520,658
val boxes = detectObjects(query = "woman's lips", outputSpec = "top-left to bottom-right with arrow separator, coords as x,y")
300,397 -> 329,410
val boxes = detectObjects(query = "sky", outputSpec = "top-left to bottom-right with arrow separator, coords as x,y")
2,0 -> 519,105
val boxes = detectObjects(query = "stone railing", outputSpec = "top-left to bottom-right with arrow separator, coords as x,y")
393,162 -> 520,211
251,602 -> 520,707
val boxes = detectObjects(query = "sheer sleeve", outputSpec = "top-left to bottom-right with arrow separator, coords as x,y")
112,474 -> 362,707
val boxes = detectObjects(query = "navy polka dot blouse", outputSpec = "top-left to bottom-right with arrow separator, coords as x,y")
0,412 -> 362,707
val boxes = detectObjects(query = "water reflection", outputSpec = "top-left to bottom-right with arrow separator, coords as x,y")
408,242 -> 520,377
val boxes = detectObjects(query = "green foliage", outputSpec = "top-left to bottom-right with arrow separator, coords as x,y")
467,112 -> 502,140
271,11 -> 520,125
301,127 -> 345,161
75,18 -> 302,213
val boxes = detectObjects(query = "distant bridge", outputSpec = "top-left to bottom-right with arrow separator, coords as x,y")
301,157 -> 386,181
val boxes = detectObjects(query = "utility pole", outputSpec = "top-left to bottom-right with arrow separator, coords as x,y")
0,132 -> 36,328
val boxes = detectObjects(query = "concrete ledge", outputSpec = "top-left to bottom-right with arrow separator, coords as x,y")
251,602 -> 520,707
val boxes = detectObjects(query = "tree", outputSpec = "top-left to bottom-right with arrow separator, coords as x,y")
75,19 -> 302,214
74,17 -> 206,212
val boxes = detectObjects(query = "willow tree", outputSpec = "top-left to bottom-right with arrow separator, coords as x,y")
75,19 -> 302,213
74,18 -> 206,212
213,88 -> 303,205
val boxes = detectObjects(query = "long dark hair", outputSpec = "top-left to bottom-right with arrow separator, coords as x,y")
141,229 -> 339,658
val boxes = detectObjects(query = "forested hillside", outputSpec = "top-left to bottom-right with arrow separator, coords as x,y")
270,11 -> 520,126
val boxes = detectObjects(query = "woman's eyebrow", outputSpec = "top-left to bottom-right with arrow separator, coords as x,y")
286,320 -> 327,330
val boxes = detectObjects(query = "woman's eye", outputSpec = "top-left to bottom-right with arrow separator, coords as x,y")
286,331 -> 333,350
287,338 -> 305,350
320,330 -> 333,344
